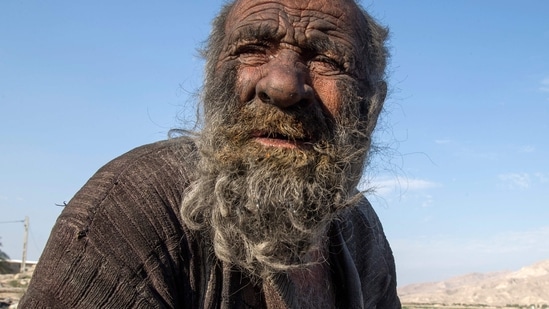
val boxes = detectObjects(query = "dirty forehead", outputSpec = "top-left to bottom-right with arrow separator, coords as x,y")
223,0 -> 364,54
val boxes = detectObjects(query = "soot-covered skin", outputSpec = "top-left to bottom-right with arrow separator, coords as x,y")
218,0 -> 370,148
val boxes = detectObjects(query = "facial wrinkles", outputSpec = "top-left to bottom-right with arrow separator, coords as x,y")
221,2 -> 363,125
224,1 -> 359,66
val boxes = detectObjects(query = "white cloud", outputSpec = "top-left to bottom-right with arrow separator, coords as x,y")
498,173 -> 531,190
407,179 -> 440,190
470,227 -> 549,254
519,145 -> 536,153
540,77 -> 549,93
421,195 -> 434,208
498,172 -> 549,189
365,176 -> 441,197
535,172 -> 548,183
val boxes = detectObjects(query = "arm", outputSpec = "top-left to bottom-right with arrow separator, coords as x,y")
19,138 -> 198,308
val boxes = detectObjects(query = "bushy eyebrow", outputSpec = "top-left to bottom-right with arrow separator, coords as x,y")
302,35 -> 351,59
231,24 -> 281,44
230,24 -> 355,67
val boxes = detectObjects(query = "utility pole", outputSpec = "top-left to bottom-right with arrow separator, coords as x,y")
20,216 -> 29,273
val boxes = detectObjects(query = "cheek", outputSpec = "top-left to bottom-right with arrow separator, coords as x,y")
312,77 -> 343,118
236,66 -> 263,104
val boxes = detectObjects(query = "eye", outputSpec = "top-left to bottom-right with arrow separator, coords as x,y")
234,43 -> 270,66
308,55 -> 346,76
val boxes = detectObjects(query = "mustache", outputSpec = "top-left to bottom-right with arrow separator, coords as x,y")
220,100 -> 334,146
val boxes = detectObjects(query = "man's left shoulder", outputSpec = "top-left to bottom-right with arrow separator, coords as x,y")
339,197 -> 401,307
342,197 -> 389,244
338,196 -> 396,273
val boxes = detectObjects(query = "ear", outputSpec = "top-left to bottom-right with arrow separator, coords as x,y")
365,81 -> 387,134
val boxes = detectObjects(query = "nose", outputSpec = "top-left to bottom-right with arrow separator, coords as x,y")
255,53 -> 314,108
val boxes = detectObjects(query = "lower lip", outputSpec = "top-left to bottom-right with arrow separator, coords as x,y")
253,137 -> 302,149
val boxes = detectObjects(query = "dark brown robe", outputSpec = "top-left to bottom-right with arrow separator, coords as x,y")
19,137 -> 401,308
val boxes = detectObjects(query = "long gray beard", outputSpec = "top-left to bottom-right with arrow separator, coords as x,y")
181,69 -> 371,280
182,148 -> 357,280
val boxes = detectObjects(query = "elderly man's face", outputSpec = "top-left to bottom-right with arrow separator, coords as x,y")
216,0 -> 364,149
182,0 -> 375,279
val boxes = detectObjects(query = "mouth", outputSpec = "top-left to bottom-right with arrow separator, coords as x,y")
251,131 -> 312,149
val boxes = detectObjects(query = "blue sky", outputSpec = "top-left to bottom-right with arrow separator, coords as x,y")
1,1 -> 548,286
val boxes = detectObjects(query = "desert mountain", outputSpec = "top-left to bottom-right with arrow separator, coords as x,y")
398,259 -> 549,306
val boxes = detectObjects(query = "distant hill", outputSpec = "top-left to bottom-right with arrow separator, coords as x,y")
398,259 -> 549,306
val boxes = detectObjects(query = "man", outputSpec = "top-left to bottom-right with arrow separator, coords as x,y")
20,0 -> 400,308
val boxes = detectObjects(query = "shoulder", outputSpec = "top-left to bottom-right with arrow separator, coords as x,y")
57,136 -> 200,246
338,197 -> 401,307
95,136 -> 198,186
20,137 -> 201,308
339,197 -> 390,253
75,136 -> 198,215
